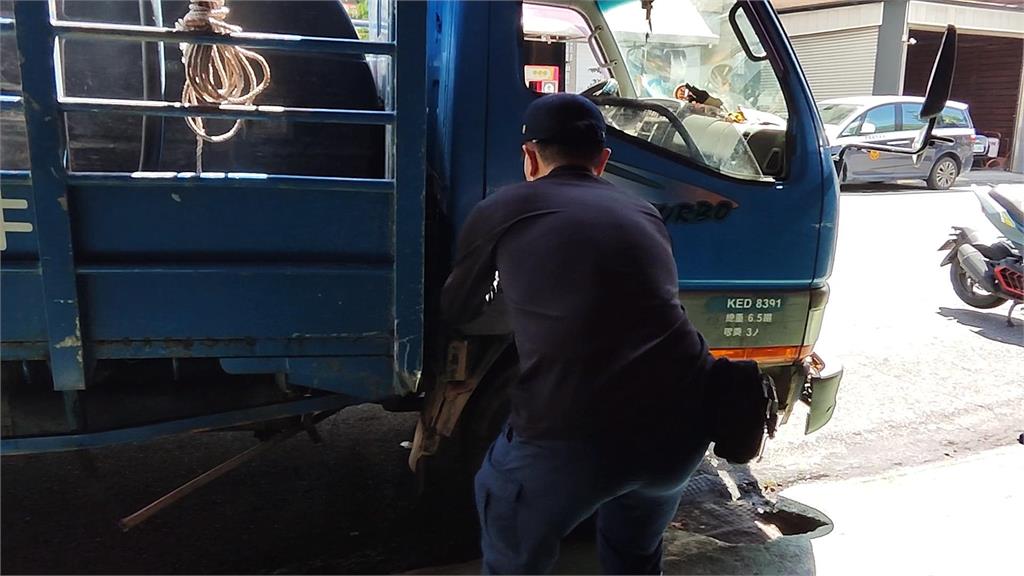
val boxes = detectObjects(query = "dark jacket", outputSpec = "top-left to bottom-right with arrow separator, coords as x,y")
442,166 -> 710,441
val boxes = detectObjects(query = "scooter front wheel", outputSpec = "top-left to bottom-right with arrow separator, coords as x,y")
949,260 -> 1007,309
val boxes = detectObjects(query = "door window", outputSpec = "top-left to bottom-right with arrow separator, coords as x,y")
898,102 -> 970,130
860,105 -> 896,134
522,4 -> 605,94
938,106 -> 970,128
900,103 -> 928,131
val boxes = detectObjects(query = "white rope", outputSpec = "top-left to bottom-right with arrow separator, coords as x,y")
175,0 -> 271,173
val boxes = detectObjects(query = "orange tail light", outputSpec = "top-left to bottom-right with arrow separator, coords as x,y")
710,345 -> 814,365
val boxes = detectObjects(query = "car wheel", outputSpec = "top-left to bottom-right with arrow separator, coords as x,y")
927,156 -> 959,190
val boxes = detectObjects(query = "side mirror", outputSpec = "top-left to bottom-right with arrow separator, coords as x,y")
860,122 -> 877,135
921,25 -> 958,120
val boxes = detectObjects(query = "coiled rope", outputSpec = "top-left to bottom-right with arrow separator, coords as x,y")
175,0 -> 271,173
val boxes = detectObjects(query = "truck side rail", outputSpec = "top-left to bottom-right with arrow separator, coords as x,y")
0,1 -> 427,452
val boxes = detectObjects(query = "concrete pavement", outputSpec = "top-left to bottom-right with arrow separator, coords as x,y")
783,443 -> 1023,576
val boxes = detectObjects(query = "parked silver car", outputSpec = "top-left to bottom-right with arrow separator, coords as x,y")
817,96 -> 975,190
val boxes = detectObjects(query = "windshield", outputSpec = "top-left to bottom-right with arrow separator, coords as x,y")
599,0 -> 787,120
817,103 -> 860,126
594,0 -> 790,181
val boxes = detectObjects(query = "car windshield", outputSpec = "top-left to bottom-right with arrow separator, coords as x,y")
817,103 -> 860,126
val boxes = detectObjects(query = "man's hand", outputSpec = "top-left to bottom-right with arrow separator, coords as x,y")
684,84 -> 724,109
683,83 -> 711,104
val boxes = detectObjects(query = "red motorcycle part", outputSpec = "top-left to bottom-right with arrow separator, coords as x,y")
994,265 -> 1024,300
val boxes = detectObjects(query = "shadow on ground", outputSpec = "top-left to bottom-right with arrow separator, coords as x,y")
842,182 -> 930,194
409,458 -> 831,575
2,406 -> 830,575
1,407 -> 484,575
938,307 -> 1023,347
840,170 -> 1019,195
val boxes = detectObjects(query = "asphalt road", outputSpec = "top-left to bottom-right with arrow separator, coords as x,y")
2,171 -> 1022,574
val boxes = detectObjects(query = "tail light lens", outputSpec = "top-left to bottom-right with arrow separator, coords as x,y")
710,345 -> 814,365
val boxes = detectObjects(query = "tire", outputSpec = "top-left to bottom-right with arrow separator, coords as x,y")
455,354 -> 516,475
927,156 -> 960,190
949,259 -> 1007,309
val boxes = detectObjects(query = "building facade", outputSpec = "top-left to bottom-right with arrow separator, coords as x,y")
775,0 -> 1024,172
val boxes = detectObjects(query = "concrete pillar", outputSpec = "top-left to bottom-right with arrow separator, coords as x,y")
873,0 -> 909,95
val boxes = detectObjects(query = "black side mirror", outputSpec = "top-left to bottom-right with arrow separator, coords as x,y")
920,25 -> 957,120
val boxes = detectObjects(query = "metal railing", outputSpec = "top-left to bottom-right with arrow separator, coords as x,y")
52,18 -> 395,55
2,4 -> 404,184
58,96 -> 397,126
1,0 -> 427,394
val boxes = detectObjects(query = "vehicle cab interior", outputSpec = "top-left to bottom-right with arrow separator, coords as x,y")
521,0 -> 791,182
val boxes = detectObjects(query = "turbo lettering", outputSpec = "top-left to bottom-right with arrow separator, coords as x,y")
654,200 -> 734,224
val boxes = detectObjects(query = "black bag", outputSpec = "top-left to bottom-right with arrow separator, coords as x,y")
703,358 -> 779,464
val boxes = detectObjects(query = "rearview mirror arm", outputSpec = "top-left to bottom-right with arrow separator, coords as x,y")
834,116 -> 943,167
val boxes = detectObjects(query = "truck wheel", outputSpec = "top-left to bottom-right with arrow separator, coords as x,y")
459,359 -> 515,472
949,260 -> 1007,309
927,156 -> 959,190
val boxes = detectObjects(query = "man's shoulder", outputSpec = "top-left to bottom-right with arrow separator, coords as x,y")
479,175 -> 659,219
475,179 -> 556,213
491,174 -> 623,200
492,180 -> 538,200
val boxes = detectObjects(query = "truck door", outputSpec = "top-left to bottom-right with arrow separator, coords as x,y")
482,0 -> 837,370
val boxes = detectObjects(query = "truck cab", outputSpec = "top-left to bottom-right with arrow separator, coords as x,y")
417,0 -> 842,462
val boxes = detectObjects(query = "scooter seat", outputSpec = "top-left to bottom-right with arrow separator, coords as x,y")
990,190 -> 1024,229
973,242 -> 1014,261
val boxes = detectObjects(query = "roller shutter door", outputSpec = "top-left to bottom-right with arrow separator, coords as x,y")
790,27 -> 879,102
904,30 -> 1024,165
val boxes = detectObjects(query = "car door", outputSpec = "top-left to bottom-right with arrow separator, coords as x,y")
841,103 -> 905,181
898,102 -> 937,179
935,105 -> 975,171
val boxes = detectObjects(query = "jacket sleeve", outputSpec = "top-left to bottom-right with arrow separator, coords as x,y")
441,199 -> 500,326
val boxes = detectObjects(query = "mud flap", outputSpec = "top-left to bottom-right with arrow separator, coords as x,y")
938,226 -> 980,266
407,338 -> 510,472
804,353 -> 842,435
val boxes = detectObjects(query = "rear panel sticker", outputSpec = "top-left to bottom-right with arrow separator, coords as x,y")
680,293 -> 810,348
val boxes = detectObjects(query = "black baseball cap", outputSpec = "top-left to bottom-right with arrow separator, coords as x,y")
522,93 -> 607,145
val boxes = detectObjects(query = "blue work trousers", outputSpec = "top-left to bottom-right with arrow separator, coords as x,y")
474,423 -> 709,575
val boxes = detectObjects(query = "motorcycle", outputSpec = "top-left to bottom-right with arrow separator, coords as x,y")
939,186 -> 1024,326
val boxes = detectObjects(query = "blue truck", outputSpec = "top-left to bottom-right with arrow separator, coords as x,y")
1,0 -> 851,475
